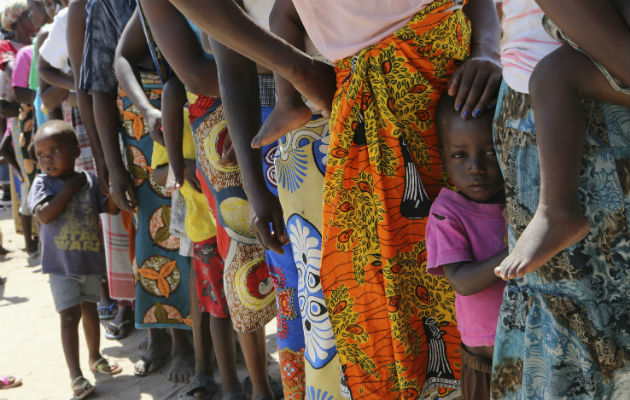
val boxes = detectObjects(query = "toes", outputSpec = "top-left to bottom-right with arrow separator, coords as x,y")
507,262 -> 521,280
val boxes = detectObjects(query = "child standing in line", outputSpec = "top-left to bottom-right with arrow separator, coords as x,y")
425,95 -> 507,400
28,120 -> 122,400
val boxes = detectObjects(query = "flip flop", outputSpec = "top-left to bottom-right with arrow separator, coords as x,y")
90,357 -> 122,375
178,374 -> 219,399
71,376 -> 94,399
105,320 -> 133,340
134,353 -> 169,377
97,302 -> 118,320
0,375 -> 22,389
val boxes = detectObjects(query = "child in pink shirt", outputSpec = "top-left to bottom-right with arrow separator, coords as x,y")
425,94 -> 507,400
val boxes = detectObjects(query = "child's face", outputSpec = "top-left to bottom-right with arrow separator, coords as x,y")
441,121 -> 504,203
34,135 -> 77,179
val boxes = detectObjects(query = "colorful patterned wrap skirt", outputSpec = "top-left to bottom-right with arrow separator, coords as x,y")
187,93 -> 276,333
118,74 -> 191,329
321,0 -> 470,397
490,83 -> 630,399
193,236 -> 229,318
274,112 -> 345,400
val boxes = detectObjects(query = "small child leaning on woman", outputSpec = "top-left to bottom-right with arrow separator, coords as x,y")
425,95 -> 507,400
28,120 -> 122,400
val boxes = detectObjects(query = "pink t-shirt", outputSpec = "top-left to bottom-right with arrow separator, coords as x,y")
12,45 -> 33,89
426,188 -> 507,347
292,0 -> 434,61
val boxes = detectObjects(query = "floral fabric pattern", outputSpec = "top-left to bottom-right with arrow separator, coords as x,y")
321,1 -> 470,397
490,82 -> 630,399
188,94 -> 276,333
118,75 -> 191,329
276,113 -> 344,399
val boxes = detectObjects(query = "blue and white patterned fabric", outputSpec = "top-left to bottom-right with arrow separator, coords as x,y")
490,81 -> 630,400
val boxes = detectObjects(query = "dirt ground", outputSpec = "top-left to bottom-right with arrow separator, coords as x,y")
0,206 -> 280,400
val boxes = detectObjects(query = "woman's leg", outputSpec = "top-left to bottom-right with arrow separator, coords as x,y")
164,328 -> 195,383
210,316 -> 242,396
238,328 -> 272,400
498,44 -> 630,279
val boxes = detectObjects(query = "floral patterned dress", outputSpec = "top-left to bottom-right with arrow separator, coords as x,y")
118,75 -> 191,329
321,0 -> 470,397
490,82 -> 630,400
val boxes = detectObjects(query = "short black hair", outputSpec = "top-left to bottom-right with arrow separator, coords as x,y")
34,120 -> 79,149
434,94 -> 495,147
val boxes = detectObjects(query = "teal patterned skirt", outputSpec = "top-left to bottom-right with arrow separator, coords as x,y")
490,82 -> 630,399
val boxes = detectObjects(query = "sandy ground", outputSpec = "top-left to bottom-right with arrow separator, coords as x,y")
0,206 -> 280,400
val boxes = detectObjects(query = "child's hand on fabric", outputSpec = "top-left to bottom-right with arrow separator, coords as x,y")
165,163 -> 182,191
108,168 -> 138,212
217,133 -> 237,167
447,55 -> 502,119
166,159 -> 202,193
183,159 -> 202,193
67,172 -> 87,192
144,107 -> 164,146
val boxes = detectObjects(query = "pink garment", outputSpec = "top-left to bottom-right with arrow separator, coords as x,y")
11,45 -> 33,89
292,0 -> 434,61
499,0 -> 561,93
426,188 -> 506,347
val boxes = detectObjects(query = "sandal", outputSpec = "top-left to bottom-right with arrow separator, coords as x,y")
97,301 -> 118,320
105,320 -> 133,340
90,357 -> 122,375
0,375 -> 22,389
71,376 -> 94,399
178,374 -> 219,399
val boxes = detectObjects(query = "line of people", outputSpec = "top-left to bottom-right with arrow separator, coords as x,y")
0,0 -> 628,399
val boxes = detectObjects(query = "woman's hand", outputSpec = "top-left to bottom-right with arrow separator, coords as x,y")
108,167 -> 138,212
447,54 -> 502,119
143,107 -> 164,145
183,159 -> 202,192
248,185 -> 288,254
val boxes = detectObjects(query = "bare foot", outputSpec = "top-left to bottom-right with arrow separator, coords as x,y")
251,100 -> 312,148
134,329 -> 171,377
495,205 -> 590,280
162,349 -> 194,383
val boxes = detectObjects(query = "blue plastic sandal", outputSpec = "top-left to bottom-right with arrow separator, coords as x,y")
97,301 -> 118,320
